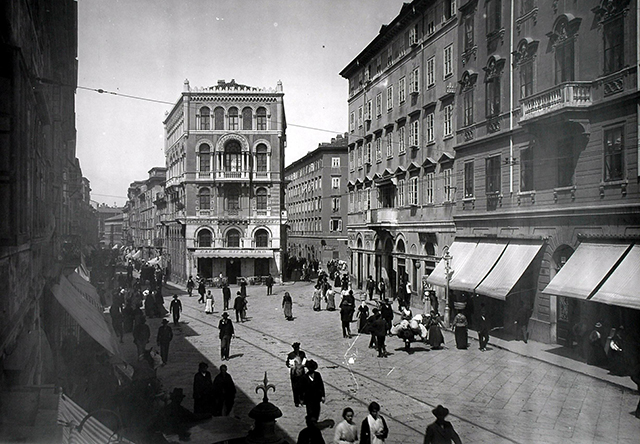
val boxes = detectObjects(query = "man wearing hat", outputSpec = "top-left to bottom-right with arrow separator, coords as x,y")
300,359 -> 325,419
157,318 -> 173,365
286,342 -> 307,407
218,312 -> 234,361
152,387 -> 198,440
423,405 -> 462,444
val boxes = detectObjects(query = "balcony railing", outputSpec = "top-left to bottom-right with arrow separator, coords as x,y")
520,82 -> 592,122
215,170 -> 249,180
369,208 -> 398,224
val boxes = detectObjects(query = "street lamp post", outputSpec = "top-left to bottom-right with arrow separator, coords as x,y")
442,246 -> 453,329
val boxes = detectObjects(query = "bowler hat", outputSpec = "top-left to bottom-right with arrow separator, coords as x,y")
222,312 -> 229,318
161,319 -> 169,324
432,405 -> 449,418
305,359 -> 318,371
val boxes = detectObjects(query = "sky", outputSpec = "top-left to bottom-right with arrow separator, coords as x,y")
76,0 -> 408,206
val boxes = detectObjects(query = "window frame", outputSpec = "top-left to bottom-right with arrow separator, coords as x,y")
398,125 -> 406,153
387,85 -> 394,111
427,57 -> 436,87
485,155 -> 502,194
444,45 -> 454,78
603,125 -> 625,182
464,161 -> 475,198
399,77 -> 406,103
443,104 -> 453,137
425,112 -> 434,143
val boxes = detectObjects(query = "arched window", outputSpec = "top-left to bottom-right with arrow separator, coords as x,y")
199,188 -> 211,210
255,229 -> 269,248
227,229 -> 240,248
197,229 -> 212,247
199,144 -> 211,172
227,186 -> 240,210
214,107 -> 225,130
224,142 -> 242,172
256,187 -> 268,210
256,107 -> 267,130
228,107 -> 239,130
242,107 -> 253,130
256,143 -> 268,172
199,107 -> 210,130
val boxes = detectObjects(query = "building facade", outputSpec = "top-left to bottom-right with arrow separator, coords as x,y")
284,134 -> 350,271
427,0 -> 639,343
163,79 -> 287,284
340,0 -> 458,298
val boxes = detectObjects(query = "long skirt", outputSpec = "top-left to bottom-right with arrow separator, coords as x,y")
283,301 -> 293,319
429,325 -> 444,349
326,293 -> 336,311
455,326 -> 468,349
205,299 -> 213,313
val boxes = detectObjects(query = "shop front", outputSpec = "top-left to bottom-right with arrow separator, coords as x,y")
193,248 -> 276,284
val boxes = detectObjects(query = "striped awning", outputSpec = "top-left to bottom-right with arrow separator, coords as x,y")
590,244 -> 640,310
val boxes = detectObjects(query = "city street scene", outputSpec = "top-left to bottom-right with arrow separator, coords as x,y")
1,0 -> 639,444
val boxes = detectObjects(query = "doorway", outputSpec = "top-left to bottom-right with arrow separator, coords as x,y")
226,259 -> 241,284
198,258 -> 213,279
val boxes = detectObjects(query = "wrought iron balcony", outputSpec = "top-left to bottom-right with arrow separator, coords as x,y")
520,82 -> 592,122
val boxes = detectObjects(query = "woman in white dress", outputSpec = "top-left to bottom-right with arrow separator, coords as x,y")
205,290 -> 214,314
334,407 -> 358,444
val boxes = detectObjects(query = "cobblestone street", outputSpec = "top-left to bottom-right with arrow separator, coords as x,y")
131,281 -> 640,444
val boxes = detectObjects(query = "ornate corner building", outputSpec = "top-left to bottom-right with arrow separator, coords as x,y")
163,79 -> 287,284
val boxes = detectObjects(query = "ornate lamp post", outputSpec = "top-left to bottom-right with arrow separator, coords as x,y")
442,246 -> 453,329
246,372 -> 284,444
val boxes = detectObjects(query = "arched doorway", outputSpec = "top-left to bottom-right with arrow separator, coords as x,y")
396,238 -> 406,296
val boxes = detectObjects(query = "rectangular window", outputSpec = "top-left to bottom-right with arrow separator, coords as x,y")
229,115 -> 239,131
427,57 -> 435,87
444,45 -> 453,78
463,89 -> 474,126
604,17 -> 624,74
332,157 -> 340,168
409,176 -> 419,205
350,112 -> 355,132
330,219 -> 343,232
410,67 -> 420,94
425,113 -> 434,143
256,115 -> 267,131
410,120 -> 420,147
332,177 -> 340,189
409,25 -> 418,45
387,47 -> 393,67
486,78 -> 501,117
398,126 -> 406,153
520,147 -> 534,191
398,179 -> 405,207
366,100 -> 372,121
387,85 -> 394,110
464,15 -> 475,51
443,168 -> 454,201
358,106 -> 363,127
349,149 -> 354,171
555,41 -> 575,84
399,77 -> 406,103
386,132 -> 393,157
365,142 -> 372,164
486,155 -> 501,194
487,0 -> 502,35
604,126 -> 624,181
425,172 -> 435,204
332,197 -> 340,212
464,161 -> 474,198
375,138 -> 382,162
376,93 -> 382,117
357,145 -> 363,168
520,62 -> 533,99
443,104 -> 453,137
445,0 -> 456,20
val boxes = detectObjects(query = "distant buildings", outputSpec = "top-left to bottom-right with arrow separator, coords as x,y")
94,203 -> 123,247
284,134 -> 350,269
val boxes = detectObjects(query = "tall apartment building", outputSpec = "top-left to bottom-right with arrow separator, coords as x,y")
340,0 -> 458,296
424,0 -> 639,343
284,134 -> 350,270
163,79 -> 286,284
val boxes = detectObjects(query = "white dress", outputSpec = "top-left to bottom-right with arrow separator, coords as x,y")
205,295 -> 213,313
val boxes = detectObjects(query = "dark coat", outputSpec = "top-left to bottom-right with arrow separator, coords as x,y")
423,420 -> 462,444
193,371 -> 213,401
360,415 -> 388,444
297,425 -> 325,444
222,286 -> 231,301
157,324 -> 173,344
212,372 -> 236,401
301,372 -> 325,404
233,296 -> 246,311
218,318 -> 234,339
370,317 -> 387,337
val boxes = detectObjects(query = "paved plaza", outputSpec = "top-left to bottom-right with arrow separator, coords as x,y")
127,281 -> 640,444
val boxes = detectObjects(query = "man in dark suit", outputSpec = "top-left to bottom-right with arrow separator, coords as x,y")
218,312 -> 234,361
300,360 -> 325,420
423,404 -> 462,444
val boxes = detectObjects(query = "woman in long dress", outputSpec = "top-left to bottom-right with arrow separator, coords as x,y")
312,284 -> 322,311
282,291 -> 293,320
334,407 -> 358,444
357,300 -> 370,333
452,312 -> 468,349
326,288 -> 336,311
428,311 -> 445,349
205,291 -> 214,314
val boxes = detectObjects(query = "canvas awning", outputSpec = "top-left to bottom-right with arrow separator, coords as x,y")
448,240 -> 508,292
542,242 -> 631,300
590,244 -> 640,310
193,249 -> 274,259
475,241 -> 544,300
426,240 -> 477,287
51,274 -> 121,357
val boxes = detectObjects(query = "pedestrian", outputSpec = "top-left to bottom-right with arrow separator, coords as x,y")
366,308 -> 379,349
452,312 -> 468,350
157,319 -> 173,365
366,276 -> 376,301
218,312 -> 234,361
132,315 -> 151,357
212,364 -> 236,416
193,362 -> 213,416
377,279 -> 386,300
360,401 -> 388,444
222,282 -> 231,311
186,275 -> 195,297
109,302 -> 124,343
357,299 -> 370,333
340,300 -> 353,338
239,278 -> 247,298
334,273 -> 342,289
282,291 -> 294,321
197,279 -> 206,303
587,321 -> 607,365
297,415 -> 325,444
286,342 -> 307,407
265,274 -> 274,295
428,311 -> 445,350
233,291 -> 245,322
371,310 -> 388,358
423,404 -> 462,444
477,304 -> 490,351
301,360 -> 325,419
205,290 -> 214,314
334,407 -> 358,444
397,276 -> 407,310
326,287 -> 336,311
152,388 -> 199,440
515,300 -> 531,343
379,299 -> 393,335
169,294 -> 182,326
312,284 -> 322,311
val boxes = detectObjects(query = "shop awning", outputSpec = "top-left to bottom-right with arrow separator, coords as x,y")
193,249 -> 274,259
67,271 -> 107,306
426,240 -> 478,287
448,240 -> 508,292
542,242 -> 631,300
51,274 -> 121,357
590,244 -> 640,310
475,241 -> 543,300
